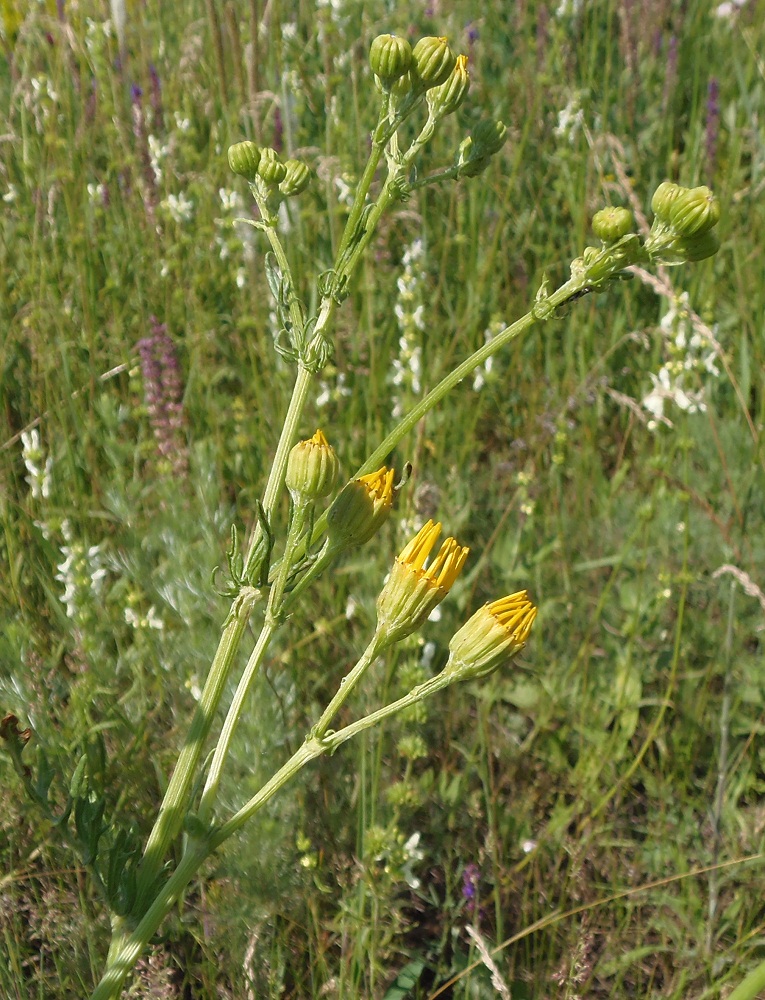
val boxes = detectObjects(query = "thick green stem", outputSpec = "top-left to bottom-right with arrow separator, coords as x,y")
134,586 -> 260,913
90,845 -> 208,1000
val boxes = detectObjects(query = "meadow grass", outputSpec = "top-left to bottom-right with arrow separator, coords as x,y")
1,0 -> 764,997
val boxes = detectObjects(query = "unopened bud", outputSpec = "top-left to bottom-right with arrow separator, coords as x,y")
673,229 -> 721,262
369,34 -> 412,87
412,36 -> 457,89
650,180 -> 683,222
279,159 -> 311,197
286,430 -> 340,502
426,53 -> 469,119
228,141 -> 261,182
592,206 -> 634,243
327,467 -> 396,550
257,148 -> 287,185
668,185 -> 720,237
470,119 -> 508,157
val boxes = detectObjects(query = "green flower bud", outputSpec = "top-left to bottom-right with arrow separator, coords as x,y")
411,36 -> 457,89
650,181 -> 683,221
668,185 -> 720,237
369,33 -> 412,86
285,429 -> 340,502
426,53 -> 470,119
390,69 -> 415,101
592,206 -> 634,243
257,147 -> 287,185
279,159 -> 311,197
470,118 -> 508,157
327,467 -> 396,550
228,141 -> 261,182
674,228 -> 721,262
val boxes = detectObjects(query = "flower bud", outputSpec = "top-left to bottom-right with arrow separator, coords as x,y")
470,118 -> 508,157
279,159 -> 311,197
285,429 -> 340,502
592,206 -> 634,243
673,228 -> 721,262
327,466 -> 396,550
390,69 -> 415,101
228,141 -> 261,182
446,591 -> 537,680
411,36 -> 457,89
668,185 -> 720,237
369,34 -> 412,87
426,53 -> 469,119
257,147 -> 287,185
375,521 -> 469,646
650,180 -> 682,221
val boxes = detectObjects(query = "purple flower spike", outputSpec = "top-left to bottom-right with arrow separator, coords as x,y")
137,318 -> 189,478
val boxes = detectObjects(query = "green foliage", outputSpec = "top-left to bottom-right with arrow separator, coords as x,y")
2,0 -> 765,998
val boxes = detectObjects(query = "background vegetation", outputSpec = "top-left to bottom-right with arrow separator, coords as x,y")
1,0 -> 764,997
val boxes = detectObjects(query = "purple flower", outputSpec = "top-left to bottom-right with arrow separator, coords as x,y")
462,863 -> 481,912
137,318 -> 188,478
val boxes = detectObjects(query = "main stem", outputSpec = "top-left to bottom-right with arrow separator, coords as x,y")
133,586 -> 259,912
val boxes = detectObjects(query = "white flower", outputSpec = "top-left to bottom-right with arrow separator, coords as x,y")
3,184 -> 18,204
554,94 -> 585,143
218,187 -> 242,213
21,428 -> 53,500
162,192 -> 194,224
401,832 -> 425,889
173,112 -> 191,133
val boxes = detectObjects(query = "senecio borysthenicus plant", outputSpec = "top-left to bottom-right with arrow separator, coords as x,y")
0,33 -> 722,999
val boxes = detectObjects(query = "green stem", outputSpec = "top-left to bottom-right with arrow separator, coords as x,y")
243,363 -> 313,575
311,636 -> 382,740
268,500 -> 311,616
196,618 -> 277,827
292,272 -> 585,564
90,844 -> 208,1000
134,586 -> 260,913
323,671 -> 454,754
724,962 -> 765,1000
209,738 -> 323,849
335,105 -> 387,265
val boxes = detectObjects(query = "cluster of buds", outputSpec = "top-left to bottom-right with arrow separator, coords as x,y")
646,182 -> 721,265
370,34 -> 459,100
228,140 -> 311,203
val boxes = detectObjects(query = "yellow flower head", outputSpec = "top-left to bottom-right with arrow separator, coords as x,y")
376,520 -> 469,646
327,466 -> 396,550
446,590 -> 537,679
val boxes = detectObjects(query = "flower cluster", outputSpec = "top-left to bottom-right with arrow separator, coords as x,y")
56,521 -> 108,625
390,239 -> 426,418
21,428 -> 52,501
641,291 -> 722,429
136,317 -> 188,476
